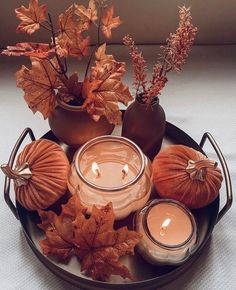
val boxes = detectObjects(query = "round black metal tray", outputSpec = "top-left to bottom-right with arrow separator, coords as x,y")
2,122 -> 233,290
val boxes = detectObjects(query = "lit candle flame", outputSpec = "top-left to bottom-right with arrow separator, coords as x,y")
92,162 -> 101,178
122,164 -> 129,179
160,218 -> 171,236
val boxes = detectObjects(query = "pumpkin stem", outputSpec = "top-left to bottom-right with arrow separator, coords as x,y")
186,159 -> 217,181
1,163 -> 32,187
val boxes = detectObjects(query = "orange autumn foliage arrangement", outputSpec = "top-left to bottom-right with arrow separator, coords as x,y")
123,6 -> 197,104
38,194 -> 142,281
2,0 -> 132,124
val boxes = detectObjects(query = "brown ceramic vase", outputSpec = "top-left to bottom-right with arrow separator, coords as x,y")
122,97 -> 166,160
48,99 -> 115,147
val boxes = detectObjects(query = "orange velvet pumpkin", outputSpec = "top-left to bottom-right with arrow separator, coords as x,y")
152,145 -> 223,209
3,139 -> 70,210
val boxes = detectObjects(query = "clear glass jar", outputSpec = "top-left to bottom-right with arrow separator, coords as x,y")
134,199 -> 198,265
68,135 -> 152,220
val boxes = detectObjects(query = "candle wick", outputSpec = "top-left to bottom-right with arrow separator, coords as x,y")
160,226 -> 167,237
95,169 -> 101,178
122,164 -> 129,179
92,162 -> 101,178
122,170 -> 127,179
159,218 -> 171,236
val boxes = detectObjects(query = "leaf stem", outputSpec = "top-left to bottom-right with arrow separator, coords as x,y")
48,13 -> 68,79
97,4 -> 103,46
84,2 -> 103,79
46,58 -> 63,75
39,22 -> 52,31
84,45 -> 97,79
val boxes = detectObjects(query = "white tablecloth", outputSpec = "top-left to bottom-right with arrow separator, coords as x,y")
0,45 -> 235,290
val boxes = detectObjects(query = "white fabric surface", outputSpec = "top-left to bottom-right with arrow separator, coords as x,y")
0,45 -> 235,290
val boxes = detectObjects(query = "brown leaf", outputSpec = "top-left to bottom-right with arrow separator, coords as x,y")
15,58 -> 59,119
57,30 -> 90,59
1,42 -> 54,58
58,5 -> 88,41
82,44 -> 132,124
74,0 -> 98,26
37,195 -> 141,282
101,6 -> 122,39
94,42 -> 114,61
73,203 -> 141,281
37,195 -> 87,261
15,0 -> 47,34
58,73 -> 83,103
38,209 -> 74,261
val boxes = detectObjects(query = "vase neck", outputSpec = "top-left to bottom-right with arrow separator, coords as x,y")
135,96 -> 160,107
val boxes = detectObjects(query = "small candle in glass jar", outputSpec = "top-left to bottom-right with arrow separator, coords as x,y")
68,136 -> 152,220
135,199 -> 197,265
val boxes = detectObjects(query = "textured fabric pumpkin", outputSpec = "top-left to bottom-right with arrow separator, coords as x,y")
2,139 -> 70,210
152,145 -> 223,209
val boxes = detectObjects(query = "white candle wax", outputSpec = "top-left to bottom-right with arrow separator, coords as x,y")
147,203 -> 193,246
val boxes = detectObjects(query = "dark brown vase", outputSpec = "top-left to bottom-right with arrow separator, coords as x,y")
122,97 -> 166,160
48,99 -> 115,147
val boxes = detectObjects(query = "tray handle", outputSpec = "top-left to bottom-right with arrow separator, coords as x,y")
2,128 -> 35,219
200,132 -> 233,224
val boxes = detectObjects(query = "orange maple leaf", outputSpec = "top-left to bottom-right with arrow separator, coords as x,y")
73,203 -> 141,281
58,73 -> 83,103
58,5 -> 88,41
101,6 -> 122,39
57,27 -> 90,60
82,44 -> 132,124
94,41 -> 114,61
1,42 -> 54,58
15,58 -> 59,119
38,195 -> 87,261
15,0 -> 47,34
37,195 -> 141,282
75,0 -> 97,27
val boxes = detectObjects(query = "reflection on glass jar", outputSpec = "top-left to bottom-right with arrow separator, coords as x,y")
68,135 -> 152,220
135,199 -> 198,265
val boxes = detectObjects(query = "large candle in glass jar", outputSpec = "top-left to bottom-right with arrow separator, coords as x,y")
68,136 -> 152,220
135,199 -> 197,265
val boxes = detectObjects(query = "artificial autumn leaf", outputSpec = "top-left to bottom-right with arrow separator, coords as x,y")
15,0 -> 47,34
94,41 -> 113,61
81,77 -> 103,121
101,6 -> 122,39
37,195 -> 141,282
74,0 -> 98,27
15,58 -> 59,119
58,5 -> 88,42
38,195 -> 87,261
68,34 -> 90,59
1,42 -> 54,58
82,44 -> 132,124
73,203 -> 141,281
57,29 -> 90,59
58,73 -> 83,103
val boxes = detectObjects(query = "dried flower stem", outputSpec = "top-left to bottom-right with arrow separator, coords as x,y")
123,35 -> 147,96
123,6 -> 197,103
